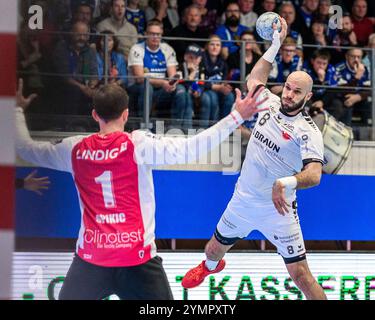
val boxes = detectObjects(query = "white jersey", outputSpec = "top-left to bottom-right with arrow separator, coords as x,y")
235,87 -> 324,204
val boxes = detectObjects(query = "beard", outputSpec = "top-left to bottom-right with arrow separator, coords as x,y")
339,28 -> 351,36
281,96 -> 306,114
225,16 -> 240,27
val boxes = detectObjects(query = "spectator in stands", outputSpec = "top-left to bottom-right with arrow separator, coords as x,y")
96,0 -> 138,59
279,2 -> 303,54
168,5 -> 209,64
200,35 -> 235,126
330,14 -> 358,65
145,0 -> 179,35
363,33 -> 375,73
336,48 -> 371,126
125,0 -> 146,34
256,0 -> 277,15
127,20 -> 184,118
70,0 -> 96,14
192,0 -> 219,35
73,1 -> 95,26
18,25 -> 44,111
227,31 -> 261,89
215,2 -> 249,60
93,0 -> 112,25
176,44 -> 204,128
304,18 -> 330,59
316,0 -> 331,26
294,0 -> 319,41
269,37 -> 303,95
64,1 -> 97,44
303,49 -> 345,124
96,31 -> 128,88
238,0 -> 258,32
351,0 -> 374,47
29,0 -> 59,57
53,21 -> 98,115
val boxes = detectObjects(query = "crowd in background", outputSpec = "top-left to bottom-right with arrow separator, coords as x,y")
18,0 -> 375,131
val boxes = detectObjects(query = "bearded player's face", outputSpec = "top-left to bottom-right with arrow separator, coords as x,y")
281,82 -> 307,113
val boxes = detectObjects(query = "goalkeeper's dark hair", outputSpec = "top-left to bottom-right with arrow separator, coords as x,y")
93,84 -> 129,122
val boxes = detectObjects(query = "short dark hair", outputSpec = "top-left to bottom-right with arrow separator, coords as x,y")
146,19 -> 163,30
311,49 -> 331,62
75,2 -> 92,12
96,30 -> 119,52
93,84 -> 129,121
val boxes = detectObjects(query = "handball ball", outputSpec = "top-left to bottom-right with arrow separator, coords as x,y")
256,12 -> 282,41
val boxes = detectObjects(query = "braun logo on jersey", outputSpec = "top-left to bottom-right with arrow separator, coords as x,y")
252,130 -> 280,153
76,142 -> 128,161
95,213 -> 126,225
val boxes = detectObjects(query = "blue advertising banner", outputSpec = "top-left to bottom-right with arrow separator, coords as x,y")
15,168 -> 375,240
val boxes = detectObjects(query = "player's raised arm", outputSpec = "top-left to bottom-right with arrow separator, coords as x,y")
15,79 -> 83,172
247,18 -> 288,91
133,87 -> 268,166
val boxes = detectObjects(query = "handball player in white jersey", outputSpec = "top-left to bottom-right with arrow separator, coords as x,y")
182,18 -> 327,300
15,79 -> 267,300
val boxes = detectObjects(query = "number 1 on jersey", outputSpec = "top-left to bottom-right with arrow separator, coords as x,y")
95,171 -> 116,208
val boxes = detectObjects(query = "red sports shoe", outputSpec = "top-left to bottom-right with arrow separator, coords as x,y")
181,260 -> 226,289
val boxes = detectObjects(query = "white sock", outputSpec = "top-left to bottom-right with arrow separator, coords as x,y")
205,259 -> 219,271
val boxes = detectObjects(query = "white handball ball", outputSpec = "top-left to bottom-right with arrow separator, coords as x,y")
256,12 -> 282,41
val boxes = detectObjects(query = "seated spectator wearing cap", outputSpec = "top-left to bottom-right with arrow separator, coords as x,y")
126,0 -> 146,34
96,31 -> 128,88
168,5 -> 209,64
52,21 -> 99,115
336,48 -> 371,126
351,0 -> 374,47
175,44 -> 204,129
227,31 -> 261,90
302,49 -> 346,124
199,35 -> 235,127
215,2 -> 249,60
96,0 -> 138,59
127,20 -> 185,119
269,37 -> 303,96
330,14 -> 358,65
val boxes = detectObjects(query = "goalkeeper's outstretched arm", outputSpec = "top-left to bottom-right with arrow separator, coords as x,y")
247,18 -> 288,91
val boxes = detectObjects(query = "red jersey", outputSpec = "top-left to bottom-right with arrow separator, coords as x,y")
15,107 -> 244,267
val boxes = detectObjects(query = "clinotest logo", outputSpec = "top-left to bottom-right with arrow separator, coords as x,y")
84,229 -> 143,245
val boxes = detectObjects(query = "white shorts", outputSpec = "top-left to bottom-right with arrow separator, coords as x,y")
215,195 -> 306,264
